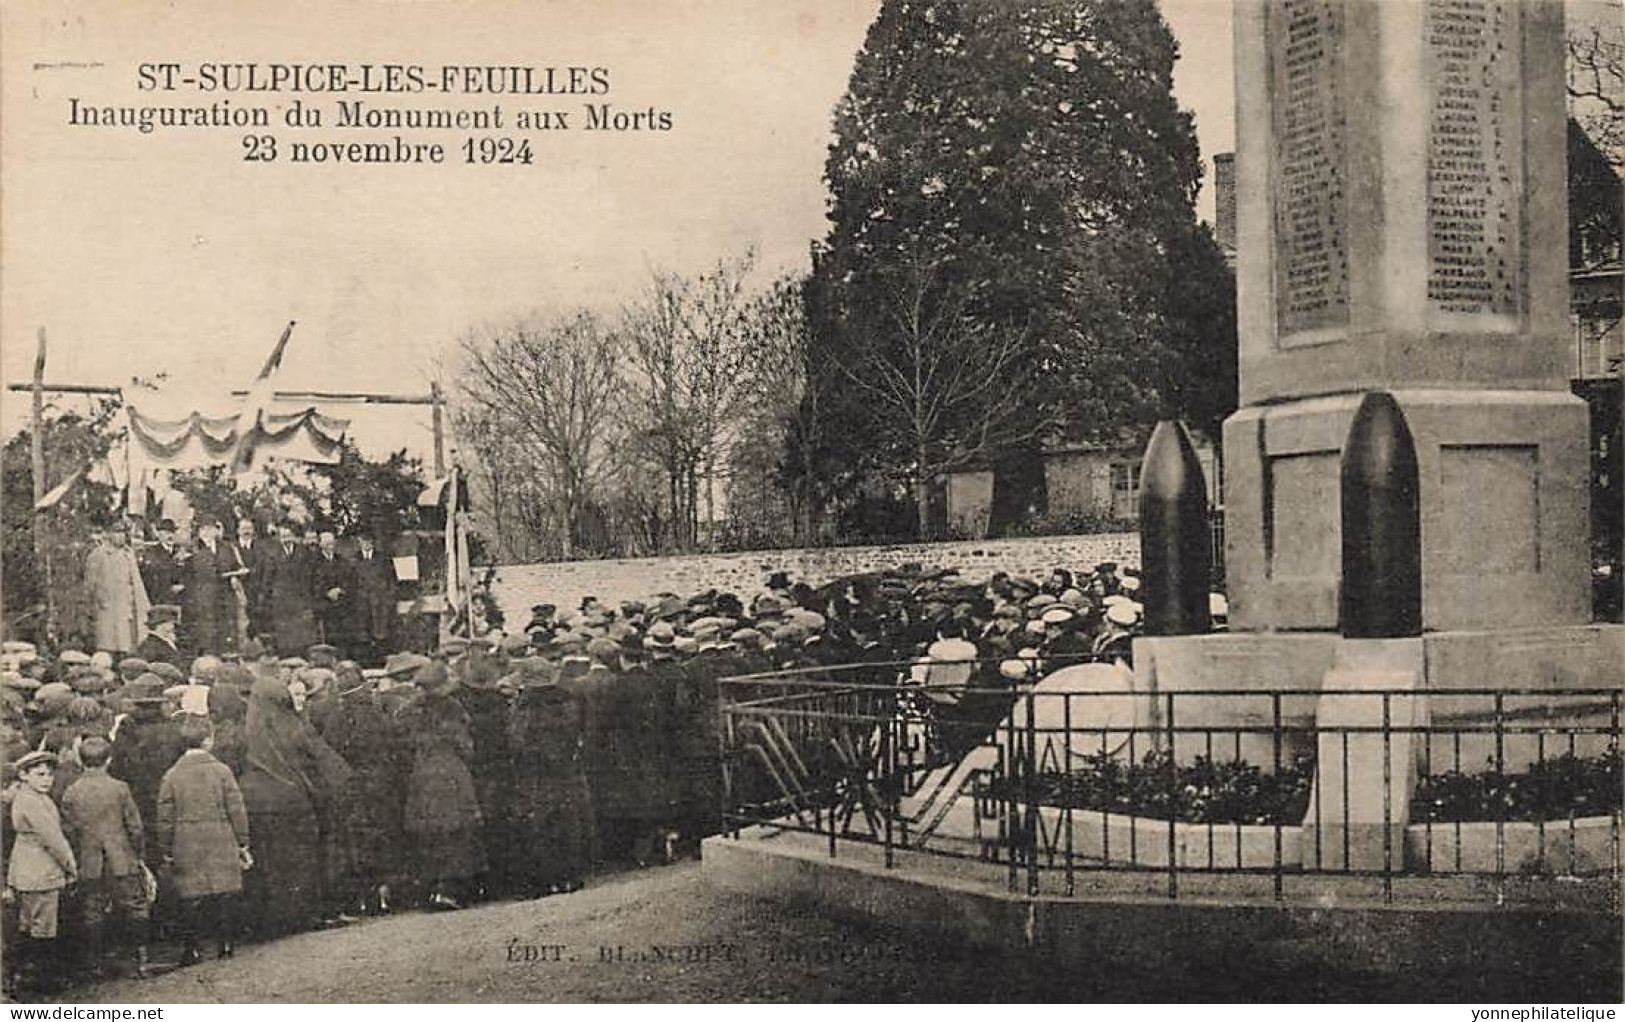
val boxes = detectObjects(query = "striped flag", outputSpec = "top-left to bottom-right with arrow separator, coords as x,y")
231,321 -> 296,474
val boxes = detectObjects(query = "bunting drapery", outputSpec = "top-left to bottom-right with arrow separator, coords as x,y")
126,405 -> 349,470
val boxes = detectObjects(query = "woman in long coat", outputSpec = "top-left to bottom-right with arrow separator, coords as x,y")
86,531 -> 150,656
238,676 -> 352,936
396,661 -> 484,910
507,658 -> 593,897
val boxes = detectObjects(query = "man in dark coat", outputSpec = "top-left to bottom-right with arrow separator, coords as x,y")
109,679 -> 185,868
397,662 -> 485,910
639,625 -> 686,861
506,658 -> 593,897
347,536 -> 395,667
134,606 -> 188,669
139,519 -> 187,612
452,652 -> 512,899
186,518 -> 235,657
311,532 -> 352,649
263,524 -> 318,655
319,662 -> 406,915
229,520 -> 265,641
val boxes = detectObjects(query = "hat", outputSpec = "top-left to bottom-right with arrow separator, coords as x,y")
150,662 -> 185,685
1106,602 -> 1140,627
1059,588 -> 1087,607
127,675 -> 170,704
1,641 -> 37,658
307,643 -> 339,660
2,671 -> 40,692
644,621 -> 677,649
999,658 -> 1036,682
729,627 -> 764,649
438,637 -> 471,658
156,518 -> 178,532
418,660 -> 456,694
12,750 -> 56,774
673,636 -> 699,655
68,666 -> 108,694
500,633 -> 531,656
1102,594 -> 1131,609
1119,575 -> 1141,593
241,639 -> 268,660
786,609 -> 826,633
278,656 -> 308,670
1024,619 -> 1046,635
753,594 -> 786,618
586,637 -> 622,665
1040,606 -> 1076,626
31,682 -> 75,717
530,604 -> 556,616
1025,593 -> 1057,611
383,652 -> 431,679
58,650 -> 91,667
117,657 -> 150,678
146,605 -> 181,627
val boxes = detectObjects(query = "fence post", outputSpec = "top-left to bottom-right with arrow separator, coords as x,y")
1025,686 -> 1039,898
1166,692 -> 1178,900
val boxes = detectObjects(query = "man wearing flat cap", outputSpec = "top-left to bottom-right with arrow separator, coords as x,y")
135,605 -> 187,669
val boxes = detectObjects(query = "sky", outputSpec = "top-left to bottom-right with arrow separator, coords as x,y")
0,0 -> 1611,462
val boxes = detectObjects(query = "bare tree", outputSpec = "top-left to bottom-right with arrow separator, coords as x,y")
837,250 -> 1057,540
457,310 -> 622,559
621,251 -> 760,550
1569,21 -> 1624,169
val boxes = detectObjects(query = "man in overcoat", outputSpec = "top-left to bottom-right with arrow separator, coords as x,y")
186,518 -> 235,657
347,535 -> 395,666
311,532 -> 352,649
139,519 -> 187,612
263,523 -> 318,655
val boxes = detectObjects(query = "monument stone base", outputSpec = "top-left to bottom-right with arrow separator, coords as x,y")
1223,389 -> 1590,633
1131,624 -> 1624,772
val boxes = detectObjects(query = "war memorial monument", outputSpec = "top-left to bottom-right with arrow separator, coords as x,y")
705,0 -> 1624,992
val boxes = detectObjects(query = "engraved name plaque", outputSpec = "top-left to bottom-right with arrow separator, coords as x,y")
1269,0 -> 1350,343
1425,0 -> 1523,324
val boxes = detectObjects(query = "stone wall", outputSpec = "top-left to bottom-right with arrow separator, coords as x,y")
492,533 -> 1140,625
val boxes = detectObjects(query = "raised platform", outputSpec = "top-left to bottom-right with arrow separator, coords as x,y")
703,826 -> 1622,998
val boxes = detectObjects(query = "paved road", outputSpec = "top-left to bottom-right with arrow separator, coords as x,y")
67,860 -> 1615,1003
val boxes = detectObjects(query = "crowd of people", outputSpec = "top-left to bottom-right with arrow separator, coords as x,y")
2,538 -> 1183,999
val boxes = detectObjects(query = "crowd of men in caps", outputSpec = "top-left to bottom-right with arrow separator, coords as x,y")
0,510 -> 1212,997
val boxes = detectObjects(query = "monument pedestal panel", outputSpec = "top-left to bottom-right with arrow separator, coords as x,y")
1223,389 -> 1589,634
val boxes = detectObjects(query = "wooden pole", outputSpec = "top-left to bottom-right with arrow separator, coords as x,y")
431,380 -> 445,477
31,329 -> 55,641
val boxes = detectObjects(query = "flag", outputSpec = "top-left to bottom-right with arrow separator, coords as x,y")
230,320 -> 297,474
32,464 -> 86,512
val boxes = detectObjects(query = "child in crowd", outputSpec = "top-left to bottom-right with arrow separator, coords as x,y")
4,750 -> 77,997
156,715 -> 251,966
61,735 -> 151,978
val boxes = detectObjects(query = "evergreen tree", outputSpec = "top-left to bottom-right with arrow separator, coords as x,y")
810,0 -> 1236,535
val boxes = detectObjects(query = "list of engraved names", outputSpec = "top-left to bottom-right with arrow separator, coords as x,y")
1271,0 -> 1350,339
1425,0 -> 1523,320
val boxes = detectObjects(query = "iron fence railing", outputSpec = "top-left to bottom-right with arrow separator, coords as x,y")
717,660 -> 1623,906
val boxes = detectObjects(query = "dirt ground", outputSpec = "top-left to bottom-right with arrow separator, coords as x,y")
55,860 -> 1618,1003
